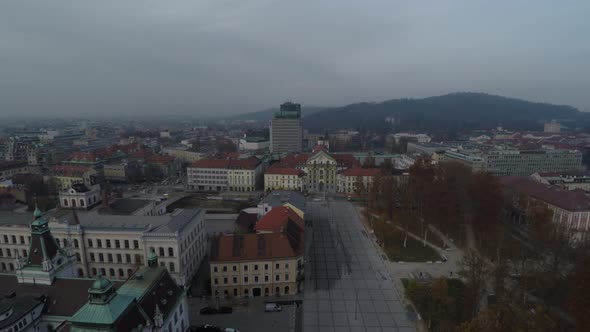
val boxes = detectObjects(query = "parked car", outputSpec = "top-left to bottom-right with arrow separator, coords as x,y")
199,307 -> 218,315
218,306 -> 233,314
264,303 -> 282,312
224,329 -> 240,332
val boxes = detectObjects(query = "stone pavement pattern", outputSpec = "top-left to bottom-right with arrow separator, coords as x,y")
303,199 -> 416,332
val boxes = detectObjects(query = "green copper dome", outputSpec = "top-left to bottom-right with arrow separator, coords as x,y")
91,275 -> 113,293
33,205 -> 42,219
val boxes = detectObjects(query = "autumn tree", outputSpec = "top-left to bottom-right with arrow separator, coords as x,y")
460,303 -> 557,332
458,250 -> 490,318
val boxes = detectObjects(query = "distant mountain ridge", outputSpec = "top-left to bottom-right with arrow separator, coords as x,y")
301,92 -> 587,132
231,106 -> 325,121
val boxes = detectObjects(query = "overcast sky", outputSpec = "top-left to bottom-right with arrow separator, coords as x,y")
1,1 -> 589,117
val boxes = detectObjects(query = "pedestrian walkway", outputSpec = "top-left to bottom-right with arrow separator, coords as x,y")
303,200 -> 415,332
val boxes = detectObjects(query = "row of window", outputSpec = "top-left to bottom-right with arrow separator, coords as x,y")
213,262 -> 289,273
87,252 -> 143,264
214,286 -> 290,297
214,273 -> 289,285
88,238 -> 139,249
149,246 -> 175,257
0,248 -> 27,258
1,235 -> 28,245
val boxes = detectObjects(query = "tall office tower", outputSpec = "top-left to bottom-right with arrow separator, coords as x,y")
270,102 -> 303,153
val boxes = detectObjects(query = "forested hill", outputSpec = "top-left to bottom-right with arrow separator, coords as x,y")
302,93 -> 586,133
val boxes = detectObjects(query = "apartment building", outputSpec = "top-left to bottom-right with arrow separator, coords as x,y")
0,161 -> 34,182
0,208 -> 207,286
531,171 -> 590,191
264,165 -> 305,192
52,164 -> 100,190
501,176 -> 590,240
187,157 -> 262,192
337,167 -> 381,194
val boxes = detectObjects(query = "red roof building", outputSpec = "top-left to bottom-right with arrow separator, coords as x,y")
255,206 -> 304,233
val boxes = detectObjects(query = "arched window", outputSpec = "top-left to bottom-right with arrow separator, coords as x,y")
109,268 -> 115,277
75,252 -> 81,262
159,247 -> 164,256
233,289 -> 238,297
92,268 -> 97,276
63,199 -> 68,206
74,239 -> 79,248
80,199 -> 85,207
127,269 -> 133,277
9,263 -> 14,271
275,287 -> 280,295
284,286 -> 290,295
168,247 -> 174,257
119,269 -> 124,277
100,268 -> 106,276
169,262 -> 175,272
71,199 -> 76,207
1,263 -> 6,271
77,268 -> 84,277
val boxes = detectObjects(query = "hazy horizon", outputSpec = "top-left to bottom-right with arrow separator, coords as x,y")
1,1 -> 589,117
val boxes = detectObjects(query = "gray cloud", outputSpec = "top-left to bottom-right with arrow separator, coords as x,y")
1,0 -> 589,117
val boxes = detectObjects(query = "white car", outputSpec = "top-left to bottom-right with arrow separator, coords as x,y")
225,329 -> 240,332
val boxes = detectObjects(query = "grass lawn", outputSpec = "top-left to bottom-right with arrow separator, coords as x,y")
381,229 -> 442,262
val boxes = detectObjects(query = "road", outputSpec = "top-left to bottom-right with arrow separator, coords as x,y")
303,198 -> 416,332
189,298 -> 298,332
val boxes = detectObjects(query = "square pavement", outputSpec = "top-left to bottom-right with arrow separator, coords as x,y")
303,201 -> 415,332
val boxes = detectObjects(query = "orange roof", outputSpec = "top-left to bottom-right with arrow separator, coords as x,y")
341,167 -> 381,177
255,206 -> 304,233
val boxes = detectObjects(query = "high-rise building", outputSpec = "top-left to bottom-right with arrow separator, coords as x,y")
270,102 -> 302,154
544,120 -> 561,133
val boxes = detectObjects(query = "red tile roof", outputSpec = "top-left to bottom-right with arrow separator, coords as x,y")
190,158 -> 230,169
147,154 -> 175,164
255,206 -> 304,233
341,167 -> 381,177
500,176 -> 590,211
228,157 -> 260,169
190,157 -> 260,169
265,164 -> 304,176
210,232 -> 302,262
52,165 -> 92,177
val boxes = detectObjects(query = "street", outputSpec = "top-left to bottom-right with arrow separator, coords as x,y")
303,198 -> 416,332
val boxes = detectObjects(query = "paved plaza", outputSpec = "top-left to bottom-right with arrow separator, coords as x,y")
303,199 -> 416,332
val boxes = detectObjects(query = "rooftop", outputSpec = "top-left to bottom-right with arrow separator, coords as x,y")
255,206 -> 304,233
210,232 -> 303,262
260,190 -> 306,213
500,176 -> 590,211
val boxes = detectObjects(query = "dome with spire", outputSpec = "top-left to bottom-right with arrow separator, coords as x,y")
33,205 -> 43,219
